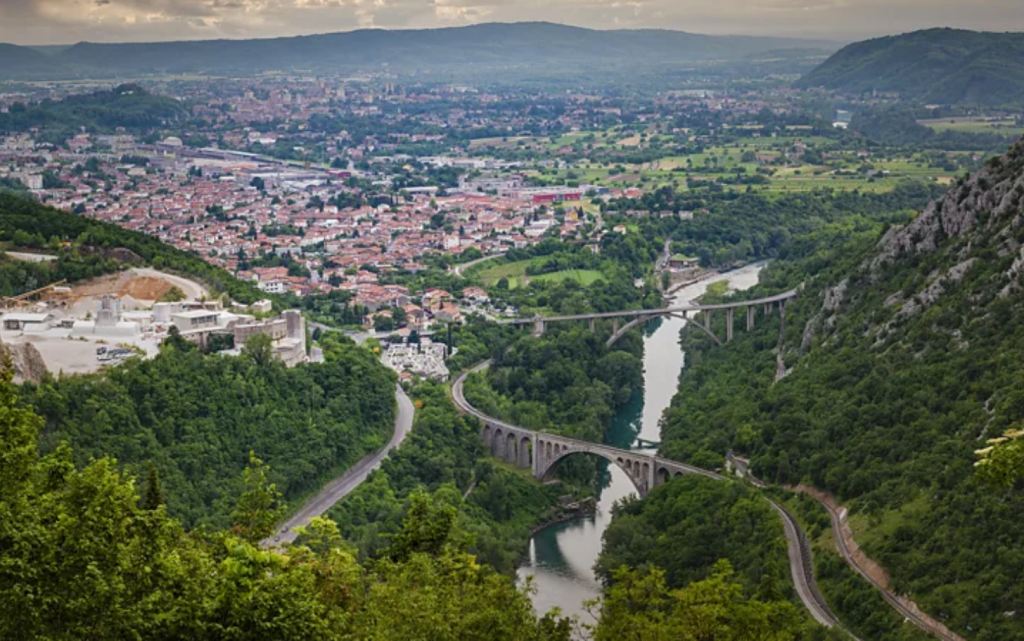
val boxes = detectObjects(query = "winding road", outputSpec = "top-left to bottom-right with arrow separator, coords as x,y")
264,384 -> 415,547
815,497 -> 964,641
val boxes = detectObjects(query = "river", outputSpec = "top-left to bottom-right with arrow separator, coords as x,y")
516,262 -> 768,626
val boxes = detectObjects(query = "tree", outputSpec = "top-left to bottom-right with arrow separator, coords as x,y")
590,561 -> 802,641
374,315 -> 395,332
242,333 -> 274,367
231,451 -> 285,544
976,427 -> 1024,486
141,461 -> 164,510
392,306 -> 408,327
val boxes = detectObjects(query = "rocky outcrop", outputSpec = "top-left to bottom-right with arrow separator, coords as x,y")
868,139 -> 1024,272
1,342 -> 47,384
822,278 -> 848,312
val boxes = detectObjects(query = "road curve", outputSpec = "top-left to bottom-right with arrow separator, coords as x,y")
770,501 -> 847,631
453,253 -> 500,277
264,384 -> 415,547
452,361 -> 843,632
815,497 -> 965,641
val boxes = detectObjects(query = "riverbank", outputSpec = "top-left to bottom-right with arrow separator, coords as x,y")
518,263 -> 770,621
528,497 -> 598,538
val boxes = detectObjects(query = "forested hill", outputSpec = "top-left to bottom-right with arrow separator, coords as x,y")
0,194 -> 262,304
796,28 -> 1024,106
0,23 -> 836,80
0,84 -> 186,134
661,136 -> 1024,637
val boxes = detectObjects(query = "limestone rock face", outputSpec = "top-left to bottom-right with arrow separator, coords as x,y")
1,342 -> 47,384
869,140 -> 1024,273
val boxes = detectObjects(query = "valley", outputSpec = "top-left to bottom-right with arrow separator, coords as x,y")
2,16 -> 1024,641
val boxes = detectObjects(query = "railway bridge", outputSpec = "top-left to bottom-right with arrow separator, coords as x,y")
452,362 -> 721,498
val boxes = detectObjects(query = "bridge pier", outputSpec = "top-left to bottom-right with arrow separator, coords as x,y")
746,305 -> 754,332
704,309 -> 711,332
589,318 -> 596,332
534,317 -> 546,336
726,308 -> 734,342
612,318 -> 619,334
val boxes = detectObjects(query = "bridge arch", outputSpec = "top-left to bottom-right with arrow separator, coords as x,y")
518,436 -> 532,468
505,432 -> 518,464
492,428 -> 504,459
606,311 -> 724,347
537,446 -> 653,497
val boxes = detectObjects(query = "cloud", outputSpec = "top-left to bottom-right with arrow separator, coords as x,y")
0,0 -> 1023,45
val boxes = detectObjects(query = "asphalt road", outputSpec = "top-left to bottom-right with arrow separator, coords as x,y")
453,253 -> 500,276
818,498 -> 964,641
264,384 -> 415,547
770,501 -> 847,631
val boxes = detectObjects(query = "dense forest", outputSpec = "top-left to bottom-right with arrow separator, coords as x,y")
1,353 -> 832,639
0,84 -> 186,134
463,326 -> 642,446
0,194 -> 266,303
21,335 -> 396,529
657,139 -> 1024,637
325,379 -> 564,575
796,28 -> 1024,106
0,369 -> 574,639
596,479 -> 848,641
597,478 -> 790,595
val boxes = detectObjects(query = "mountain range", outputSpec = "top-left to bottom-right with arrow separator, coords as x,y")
797,28 -> 1024,105
0,22 -> 837,81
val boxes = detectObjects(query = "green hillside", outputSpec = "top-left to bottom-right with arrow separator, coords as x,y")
660,137 -> 1024,637
796,28 -> 1024,106
0,194 -> 263,304
0,84 -> 186,135
0,43 -> 69,79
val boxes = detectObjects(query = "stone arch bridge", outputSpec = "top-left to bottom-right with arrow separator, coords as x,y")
452,362 -> 722,497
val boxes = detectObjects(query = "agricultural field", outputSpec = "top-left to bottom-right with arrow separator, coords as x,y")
470,125 -> 666,153
484,128 -> 960,195
918,118 -> 1024,136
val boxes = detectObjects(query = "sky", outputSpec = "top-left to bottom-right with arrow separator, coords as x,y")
1,0 -> 1023,46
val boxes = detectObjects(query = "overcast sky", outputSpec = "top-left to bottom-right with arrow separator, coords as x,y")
2,0 -> 1023,46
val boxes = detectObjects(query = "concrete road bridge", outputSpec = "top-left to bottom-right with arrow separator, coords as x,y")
498,288 -> 799,346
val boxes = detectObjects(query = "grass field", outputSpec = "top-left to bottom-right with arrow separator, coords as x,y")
474,259 -> 602,289
531,269 -> 604,286
474,258 -> 540,288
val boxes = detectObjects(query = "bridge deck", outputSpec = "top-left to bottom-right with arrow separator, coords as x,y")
499,289 -> 798,325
